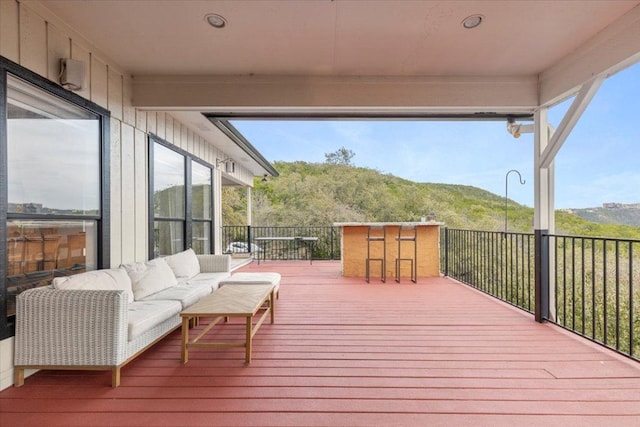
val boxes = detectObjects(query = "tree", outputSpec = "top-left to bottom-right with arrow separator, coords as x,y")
221,187 -> 247,225
324,147 -> 355,165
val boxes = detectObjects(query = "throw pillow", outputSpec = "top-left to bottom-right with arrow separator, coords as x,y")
163,248 -> 200,279
122,258 -> 178,300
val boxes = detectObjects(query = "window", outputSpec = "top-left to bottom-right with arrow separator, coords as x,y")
1,57 -> 110,339
149,136 -> 214,257
152,143 -> 185,256
192,162 -> 213,254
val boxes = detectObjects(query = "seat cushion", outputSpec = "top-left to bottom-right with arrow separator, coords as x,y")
219,272 -> 281,292
122,258 -> 178,300
163,248 -> 200,280
127,300 -> 182,341
186,272 -> 232,292
52,267 -> 134,303
140,283 -> 211,309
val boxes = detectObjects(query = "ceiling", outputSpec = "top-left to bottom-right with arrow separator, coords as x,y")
38,0 -> 640,176
42,0 -> 639,78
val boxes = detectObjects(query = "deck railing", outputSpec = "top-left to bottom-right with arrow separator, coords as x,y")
441,228 -> 535,313
548,234 -> 639,360
441,227 -> 639,362
222,226 -> 340,260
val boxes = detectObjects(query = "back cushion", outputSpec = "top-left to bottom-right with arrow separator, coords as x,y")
163,248 -> 200,279
52,268 -> 134,303
122,258 -> 178,300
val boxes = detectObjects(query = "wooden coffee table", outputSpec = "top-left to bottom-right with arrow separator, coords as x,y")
180,284 -> 275,364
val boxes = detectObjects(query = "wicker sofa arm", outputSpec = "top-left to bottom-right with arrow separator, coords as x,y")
14,288 -> 129,368
197,254 -> 231,274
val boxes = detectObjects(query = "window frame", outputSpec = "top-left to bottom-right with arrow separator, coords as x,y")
0,55 -> 110,339
148,134 -> 215,257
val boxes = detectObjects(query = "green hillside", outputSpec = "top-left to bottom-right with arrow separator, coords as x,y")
562,205 -> 640,227
223,161 -> 640,239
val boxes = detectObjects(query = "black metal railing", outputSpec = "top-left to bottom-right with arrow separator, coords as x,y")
222,225 -> 340,260
441,227 -> 639,362
548,234 -> 639,360
222,225 -> 252,254
441,228 -> 535,313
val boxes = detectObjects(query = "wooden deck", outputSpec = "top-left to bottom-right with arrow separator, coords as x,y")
2,261 -> 640,426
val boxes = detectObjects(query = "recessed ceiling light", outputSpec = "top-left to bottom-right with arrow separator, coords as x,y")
205,13 -> 227,29
462,14 -> 484,29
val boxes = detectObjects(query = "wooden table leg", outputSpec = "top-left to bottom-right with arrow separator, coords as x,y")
181,316 -> 190,363
245,315 -> 253,363
270,289 -> 275,324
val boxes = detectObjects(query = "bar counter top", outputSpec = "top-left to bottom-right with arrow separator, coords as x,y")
334,221 -> 444,227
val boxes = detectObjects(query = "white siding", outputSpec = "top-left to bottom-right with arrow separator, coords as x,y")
0,337 -> 14,391
110,118 -> 123,267
123,76 -> 136,126
184,127 -> 191,154
19,6 -> 47,77
120,123 -> 136,264
136,109 -> 147,133
165,114 -> 174,145
108,68 -> 123,121
0,0 -> 19,62
134,129 -> 148,261
147,111 -> 157,135
156,112 -> 166,139
91,55 -> 108,109
172,120 -> 181,149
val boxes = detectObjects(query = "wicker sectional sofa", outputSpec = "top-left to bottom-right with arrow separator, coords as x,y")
13,249 -> 231,387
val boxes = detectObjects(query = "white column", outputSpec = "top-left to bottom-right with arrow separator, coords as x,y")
534,108 -> 555,322
246,187 -> 252,226
213,169 -> 223,254
534,108 -> 554,233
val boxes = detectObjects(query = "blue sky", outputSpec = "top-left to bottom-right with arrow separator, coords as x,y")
232,61 -> 640,210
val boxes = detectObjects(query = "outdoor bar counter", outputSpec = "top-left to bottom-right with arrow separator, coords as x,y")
334,222 -> 443,279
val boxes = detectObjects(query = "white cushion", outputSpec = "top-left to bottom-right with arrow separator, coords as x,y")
163,248 -> 200,279
186,272 -> 232,292
140,283 -> 211,309
219,272 -> 281,292
122,258 -> 178,300
127,300 -> 182,341
52,268 -> 134,303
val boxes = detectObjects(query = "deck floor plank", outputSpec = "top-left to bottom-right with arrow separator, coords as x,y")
2,260 -> 639,426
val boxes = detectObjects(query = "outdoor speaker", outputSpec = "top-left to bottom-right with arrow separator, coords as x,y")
59,58 -> 86,91
225,161 -> 235,173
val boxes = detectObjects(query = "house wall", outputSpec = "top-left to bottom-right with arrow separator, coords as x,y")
0,0 -> 253,391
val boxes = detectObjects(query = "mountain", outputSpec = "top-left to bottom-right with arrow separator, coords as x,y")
562,204 -> 640,227
223,161 -> 640,239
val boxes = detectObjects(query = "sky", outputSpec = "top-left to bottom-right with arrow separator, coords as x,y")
232,61 -> 640,210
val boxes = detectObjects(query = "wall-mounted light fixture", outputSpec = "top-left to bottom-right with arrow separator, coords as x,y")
506,117 -> 534,138
216,157 -> 235,173
507,117 -> 555,140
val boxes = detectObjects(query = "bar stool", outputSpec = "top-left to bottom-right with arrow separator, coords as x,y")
365,226 -> 386,283
395,225 -> 417,283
